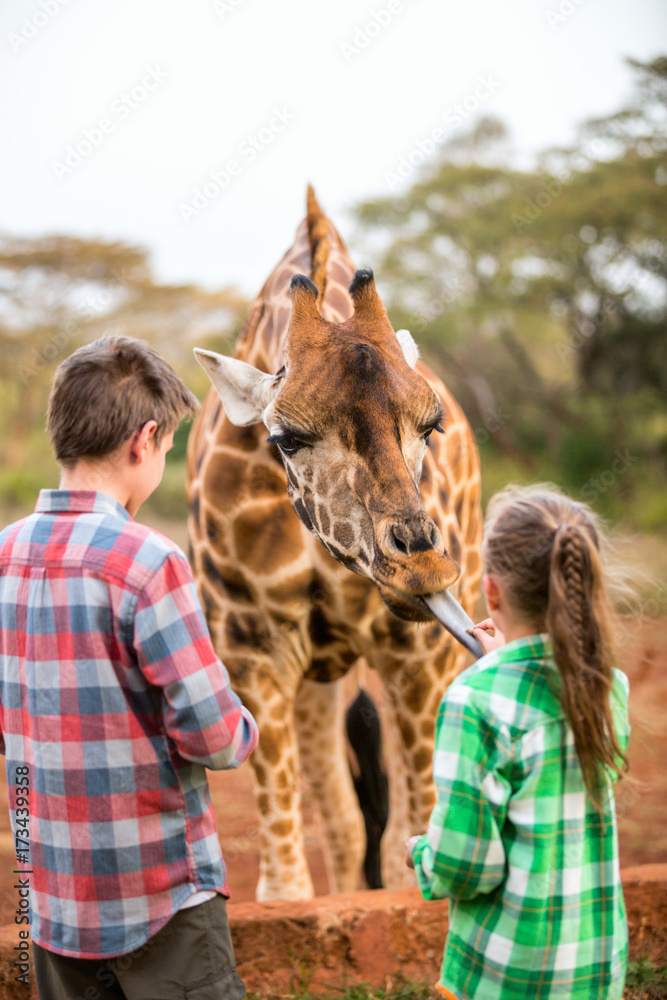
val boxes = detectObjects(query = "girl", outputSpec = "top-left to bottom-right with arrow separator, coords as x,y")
407,484 -> 629,1000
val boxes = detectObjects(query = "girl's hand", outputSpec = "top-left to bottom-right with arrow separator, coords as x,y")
469,618 -> 506,654
405,835 -> 421,869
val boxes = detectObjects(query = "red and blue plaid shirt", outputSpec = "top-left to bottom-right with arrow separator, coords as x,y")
0,490 -> 258,959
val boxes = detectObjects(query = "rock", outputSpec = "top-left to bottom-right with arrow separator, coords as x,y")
229,888 -> 449,991
622,865 -> 667,968
0,867 -> 664,998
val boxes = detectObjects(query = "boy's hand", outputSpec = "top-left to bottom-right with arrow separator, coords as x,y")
405,835 -> 421,869
470,618 -> 506,654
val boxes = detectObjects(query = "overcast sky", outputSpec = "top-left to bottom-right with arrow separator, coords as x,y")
1,0 -> 665,295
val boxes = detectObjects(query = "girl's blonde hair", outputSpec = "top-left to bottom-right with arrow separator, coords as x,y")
482,484 -> 627,808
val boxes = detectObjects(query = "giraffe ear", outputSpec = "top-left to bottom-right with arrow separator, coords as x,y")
395,329 -> 420,369
193,349 -> 279,426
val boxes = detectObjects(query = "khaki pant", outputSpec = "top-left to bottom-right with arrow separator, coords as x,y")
33,894 -> 246,1000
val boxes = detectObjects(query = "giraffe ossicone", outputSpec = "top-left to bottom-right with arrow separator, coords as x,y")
187,187 -> 482,899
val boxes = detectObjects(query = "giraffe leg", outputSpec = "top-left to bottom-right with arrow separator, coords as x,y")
378,701 -> 416,890
368,643 -> 463,890
239,669 -> 315,901
364,652 -> 419,889
295,677 -> 366,895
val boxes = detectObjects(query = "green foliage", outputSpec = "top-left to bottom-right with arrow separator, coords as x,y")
632,477 -> 667,534
625,958 -> 667,988
168,420 -> 193,464
0,234 -> 247,516
246,976 -> 437,1000
244,967 -> 667,1000
0,467 -> 51,511
352,56 -> 667,530
142,461 -> 191,522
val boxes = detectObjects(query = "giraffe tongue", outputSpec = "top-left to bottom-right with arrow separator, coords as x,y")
422,592 -> 484,660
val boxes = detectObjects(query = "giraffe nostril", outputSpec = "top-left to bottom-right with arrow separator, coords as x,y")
390,527 -> 409,555
388,519 -> 441,556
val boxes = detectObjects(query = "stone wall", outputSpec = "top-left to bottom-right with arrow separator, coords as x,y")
230,866 -> 667,994
0,865 -> 664,999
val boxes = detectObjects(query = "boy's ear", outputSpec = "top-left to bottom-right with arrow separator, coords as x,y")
193,349 -> 280,426
130,420 -> 158,461
483,573 -> 500,612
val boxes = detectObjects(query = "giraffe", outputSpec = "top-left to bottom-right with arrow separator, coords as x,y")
186,187 -> 482,900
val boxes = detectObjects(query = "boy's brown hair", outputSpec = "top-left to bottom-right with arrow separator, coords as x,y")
47,337 -> 199,467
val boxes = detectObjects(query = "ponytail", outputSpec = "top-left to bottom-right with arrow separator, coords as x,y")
547,525 -> 627,810
483,484 -> 628,812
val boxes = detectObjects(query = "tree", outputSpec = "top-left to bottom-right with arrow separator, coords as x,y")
0,236 -> 247,507
352,58 -> 667,527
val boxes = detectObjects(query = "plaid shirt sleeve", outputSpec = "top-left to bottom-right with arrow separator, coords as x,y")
133,549 -> 258,769
412,683 -> 513,901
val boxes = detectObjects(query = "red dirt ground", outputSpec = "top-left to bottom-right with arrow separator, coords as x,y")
0,615 -> 663,911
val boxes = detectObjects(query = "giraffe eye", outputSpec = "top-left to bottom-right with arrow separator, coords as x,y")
421,422 -> 444,445
267,434 -> 307,457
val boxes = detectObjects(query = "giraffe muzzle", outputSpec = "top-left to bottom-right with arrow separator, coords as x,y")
380,514 -> 447,560
387,518 -> 439,556
374,516 -> 459,593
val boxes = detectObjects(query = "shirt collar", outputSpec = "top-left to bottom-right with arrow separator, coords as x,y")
465,633 -> 551,677
495,633 -> 550,661
35,489 -> 131,522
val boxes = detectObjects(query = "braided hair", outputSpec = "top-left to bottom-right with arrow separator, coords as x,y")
482,484 -> 627,810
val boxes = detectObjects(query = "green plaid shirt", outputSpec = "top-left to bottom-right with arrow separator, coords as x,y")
412,634 -> 629,1000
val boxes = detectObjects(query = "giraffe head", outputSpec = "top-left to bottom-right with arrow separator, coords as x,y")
195,269 -> 461,623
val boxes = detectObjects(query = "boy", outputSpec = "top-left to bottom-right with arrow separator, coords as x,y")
0,337 -> 259,1000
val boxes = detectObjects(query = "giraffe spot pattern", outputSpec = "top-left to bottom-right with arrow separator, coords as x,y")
317,504 -> 330,537
413,747 -> 432,773
265,570 -> 312,605
403,675 -> 431,714
333,521 -> 355,550
233,502 -> 304,575
260,729 -> 282,766
398,716 -> 416,750
447,528 -> 462,564
189,492 -> 200,526
217,566 -> 255,604
271,818 -> 294,837
293,497 -> 314,531
226,611 -> 273,655
203,453 -> 249,508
